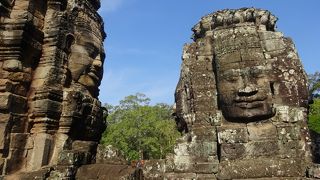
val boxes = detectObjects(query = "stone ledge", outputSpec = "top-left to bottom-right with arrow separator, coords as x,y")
218,158 -> 306,179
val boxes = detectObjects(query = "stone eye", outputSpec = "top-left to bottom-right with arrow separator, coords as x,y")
225,74 -> 239,82
86,43 -> 99,59
90,50 -> 99,59
221,70 -> 240,82
250,68 -> 264,78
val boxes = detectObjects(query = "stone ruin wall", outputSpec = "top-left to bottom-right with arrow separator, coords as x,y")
1,3 -> 319,180
143,8 -> 316,179
0,0 -> 107,178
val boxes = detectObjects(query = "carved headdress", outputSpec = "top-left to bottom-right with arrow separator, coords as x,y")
192,8 -> 278,40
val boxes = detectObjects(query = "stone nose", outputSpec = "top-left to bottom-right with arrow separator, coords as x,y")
238,85 -> 258,96
92,59 -> 102,69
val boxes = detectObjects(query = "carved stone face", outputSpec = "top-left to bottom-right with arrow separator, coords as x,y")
68,29 -> 104,94
216,50 -> 275,121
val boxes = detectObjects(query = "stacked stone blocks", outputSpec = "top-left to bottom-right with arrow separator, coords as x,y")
143,8 -> 313,180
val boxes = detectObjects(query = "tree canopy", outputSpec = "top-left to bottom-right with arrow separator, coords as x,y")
101,93 -> 180,161
308,71 -> 320,98
308,72 -> 320,133
309,98 -> 320,133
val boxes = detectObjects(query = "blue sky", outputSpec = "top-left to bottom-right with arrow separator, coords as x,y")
98,0 -> 320,105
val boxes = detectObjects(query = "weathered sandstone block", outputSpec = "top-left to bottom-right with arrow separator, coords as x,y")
0,0 -> 106,178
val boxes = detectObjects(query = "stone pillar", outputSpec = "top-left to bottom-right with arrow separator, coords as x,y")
0,0 -> 106,177
26,0 -> 67,170
27,133 -> 52,170
0,0 -> 46,174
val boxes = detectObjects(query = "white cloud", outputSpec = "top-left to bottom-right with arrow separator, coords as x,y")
100,0 -> 124,13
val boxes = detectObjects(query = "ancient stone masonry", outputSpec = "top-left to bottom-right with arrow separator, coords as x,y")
143,8 -> 315,179
0,0 -> 106,178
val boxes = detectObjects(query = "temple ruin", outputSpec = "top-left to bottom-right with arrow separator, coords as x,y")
0,2 -> 319,179
143,8 -> 317,179
0,0 -> 108,178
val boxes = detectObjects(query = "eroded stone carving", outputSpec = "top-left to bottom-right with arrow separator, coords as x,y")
0,0 -> 106,178
143,8 -> 314,179
216,52 -> 276,121
68,8 -> 104,97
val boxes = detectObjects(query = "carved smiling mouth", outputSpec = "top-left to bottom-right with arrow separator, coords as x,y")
88,72 -> 99,82
88,65 -> 100,83
235,101 -> 265,109
234,97 -> 267,109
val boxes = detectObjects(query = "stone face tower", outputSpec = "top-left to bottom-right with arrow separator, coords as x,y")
172,8 -> 312,179
0,0 -> 106,177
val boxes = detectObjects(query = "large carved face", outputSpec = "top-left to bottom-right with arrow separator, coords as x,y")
68,23 -> 104,96
216,49 -> 275,121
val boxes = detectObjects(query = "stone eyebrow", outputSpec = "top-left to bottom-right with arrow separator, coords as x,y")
220,69 -> 240,76
85,42 -> 99,55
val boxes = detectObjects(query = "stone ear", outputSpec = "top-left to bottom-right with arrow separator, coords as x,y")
63,34 -> 75,52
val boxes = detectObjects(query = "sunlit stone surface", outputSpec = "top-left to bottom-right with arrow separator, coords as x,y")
144,8 -> 315,179
0,0 -> 107,178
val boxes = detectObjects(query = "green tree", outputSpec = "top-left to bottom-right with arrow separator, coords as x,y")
308,71 -> 320,98
308,72 -> 320,133
308,99 -> 320,133
101,93 -> 180,161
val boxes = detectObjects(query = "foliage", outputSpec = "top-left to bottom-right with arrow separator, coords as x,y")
308,71 -> 320,98
310,98 -> 320,116
308,72 -> 320,133
309,98 -> 320,133
101,93 -> 180,161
